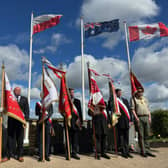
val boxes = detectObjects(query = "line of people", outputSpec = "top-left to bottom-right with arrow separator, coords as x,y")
1,86 -> 156,163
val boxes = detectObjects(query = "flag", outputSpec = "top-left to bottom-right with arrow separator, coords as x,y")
129,22 -> 168,41
84,19 -> 119,38
33,14 -> 62,34
130,71 -> 144,95
42,57 -> 75,126
42,67 -> 58,109
88,64 -> 107,119
59,74 -> 72,125
4,72 -> 26,124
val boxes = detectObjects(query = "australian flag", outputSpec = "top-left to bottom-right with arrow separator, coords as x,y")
84,19 -> 119,38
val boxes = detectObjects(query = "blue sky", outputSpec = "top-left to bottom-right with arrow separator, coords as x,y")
0,0 -> 168,118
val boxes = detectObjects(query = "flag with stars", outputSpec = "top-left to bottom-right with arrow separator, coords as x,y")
84,19 -> 119,38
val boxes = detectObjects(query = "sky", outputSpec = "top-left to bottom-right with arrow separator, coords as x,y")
0,0 -> 168,119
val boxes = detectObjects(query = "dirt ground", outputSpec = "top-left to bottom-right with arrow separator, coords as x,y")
1,148 -> 168,168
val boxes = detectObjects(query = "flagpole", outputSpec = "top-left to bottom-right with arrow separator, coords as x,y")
124,21 -> 144,155
28,12 -> 33,104
42,65 -> 45,162
124,21 -> 131,73
81,16 -> 86,120
0,63 -> 5,162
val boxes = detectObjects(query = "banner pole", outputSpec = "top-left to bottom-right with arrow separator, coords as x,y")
0,63 -> 5,162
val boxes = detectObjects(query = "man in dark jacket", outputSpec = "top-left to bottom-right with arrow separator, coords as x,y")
88,105 -> 110,160
69,88 -> 83,160
7,87 -> 29,162
35,99 -> 54,162
116,88 -> 133,158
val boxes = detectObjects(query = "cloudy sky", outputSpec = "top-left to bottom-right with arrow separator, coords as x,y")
0,0 -> 168,119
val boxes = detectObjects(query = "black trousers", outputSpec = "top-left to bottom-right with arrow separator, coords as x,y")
69,129 -> 79,155
118,128 -> 129,155
95,133 -> 106,155
38,122 -> 50,159
8,117 -> 24,158
2,126 -> 8,158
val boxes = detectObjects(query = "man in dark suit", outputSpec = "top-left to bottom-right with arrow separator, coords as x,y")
69,88 -> 83,160
88,105 -> 110,160
35,99 -> 54,162
7,87 -> 29,162
116,88 -> 133,158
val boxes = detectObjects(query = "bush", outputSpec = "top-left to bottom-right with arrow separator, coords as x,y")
151,109 -> 168,138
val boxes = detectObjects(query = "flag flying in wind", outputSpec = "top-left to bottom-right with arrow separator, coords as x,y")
84,19 -> 119,38
42,57 -> 75,126
4,72 -> 26,124
130,71 -> 144,95
33,14 -> 62,34
88,64 -> 107,119
42,67 -> 58,109
129,22 -> 168,41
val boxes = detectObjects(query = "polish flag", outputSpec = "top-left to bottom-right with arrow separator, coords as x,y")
4,73 -> 26,124
88,65 -> 107,119
33,14 -> 62,34
129,22 -> 168,41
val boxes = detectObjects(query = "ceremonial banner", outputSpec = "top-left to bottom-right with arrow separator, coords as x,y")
130,71 -> 144,95
33,14 -> 62,34
84,19 -> 119,38
4,72 -> 26,124
87,64 -> 107,118
129,22 -> 168,41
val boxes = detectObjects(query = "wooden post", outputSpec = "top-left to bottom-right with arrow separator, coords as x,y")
0,64 -> 5,163
65,118 -> 70,160
42,119 -> 45,162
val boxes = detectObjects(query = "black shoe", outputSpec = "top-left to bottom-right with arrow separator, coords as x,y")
101,153 -> 110,159
121,153 -> 128,159
45,157 -> 51,161
146,152 -> 156,157
38,158 -> 43,162
127,153 -> 134,158
71,154 -> 80,160
141,153 -> 148,158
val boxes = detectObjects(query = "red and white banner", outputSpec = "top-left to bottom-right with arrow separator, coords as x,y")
129,22 -> 168,41
88,65 -> 107,119
42,67 -> 58,109
33,14 -> 62,34
4,73 -> 26,124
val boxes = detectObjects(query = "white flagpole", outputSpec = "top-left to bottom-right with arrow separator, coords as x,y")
124,21 -> 131,73
28,12 -> 33,104
81,17 -> 86,120
24,12 -> 33,145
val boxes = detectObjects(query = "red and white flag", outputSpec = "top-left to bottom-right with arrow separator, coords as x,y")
129,22 -> 168,41
4,72 -> 26,124
33,14 -> 62,34
88,64 -> 107,119
42,67 -> 58,109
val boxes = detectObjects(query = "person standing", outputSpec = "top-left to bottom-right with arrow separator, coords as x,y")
88,105 -> 110,160
115,89 -> 133,158
131,88 -> 156,157
7,87 -> 29,162
68,88 -> 83,160
35,98 -> 54,162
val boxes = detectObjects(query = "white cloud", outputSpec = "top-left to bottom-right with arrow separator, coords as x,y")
12,83 -> 40,99
33,33 -> 71,54
132,39 -> 168,84
80,0 -> 159,49
0,44 -> 29,81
